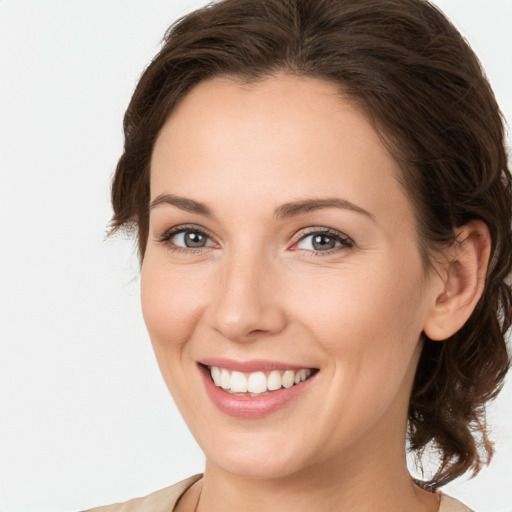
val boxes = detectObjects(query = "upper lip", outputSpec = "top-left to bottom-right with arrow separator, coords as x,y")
199,357 -> 317,373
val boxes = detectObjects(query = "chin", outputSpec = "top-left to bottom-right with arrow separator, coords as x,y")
212,455 -> 307,481
201,430 -> 314,480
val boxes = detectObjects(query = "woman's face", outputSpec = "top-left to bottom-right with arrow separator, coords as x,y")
142,74 -> 442,479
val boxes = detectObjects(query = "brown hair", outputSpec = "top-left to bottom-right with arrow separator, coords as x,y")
111,0 -> 512,488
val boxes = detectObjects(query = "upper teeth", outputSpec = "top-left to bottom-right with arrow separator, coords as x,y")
209,367 -> 313,395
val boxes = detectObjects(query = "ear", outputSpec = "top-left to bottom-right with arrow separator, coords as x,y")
423,220 -> 491,341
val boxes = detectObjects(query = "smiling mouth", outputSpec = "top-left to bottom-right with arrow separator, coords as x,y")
206,366 -> 318,396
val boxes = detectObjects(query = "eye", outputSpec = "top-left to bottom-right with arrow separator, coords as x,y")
173,230 -> 210,248
293,228 -> 353,254
158,225 -> 216,251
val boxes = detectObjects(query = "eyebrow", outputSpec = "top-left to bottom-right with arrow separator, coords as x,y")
150,193 -> 214,217
149,193 -> 375,222
273,198 -> 375,222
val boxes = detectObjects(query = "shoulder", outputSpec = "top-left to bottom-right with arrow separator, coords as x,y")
439,492 -> 474,512
81,474 -> 203,512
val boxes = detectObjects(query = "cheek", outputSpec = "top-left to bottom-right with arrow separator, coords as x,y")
140,256 -> 207,356
289,256 -> 428,377
288,259 -> 428,440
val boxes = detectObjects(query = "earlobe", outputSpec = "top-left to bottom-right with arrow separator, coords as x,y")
423,220 -> 491,341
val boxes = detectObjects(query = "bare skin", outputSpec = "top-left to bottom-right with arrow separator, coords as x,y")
145,74 -> 490,512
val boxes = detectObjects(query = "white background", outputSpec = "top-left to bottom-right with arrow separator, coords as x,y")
0,1 -> 511,511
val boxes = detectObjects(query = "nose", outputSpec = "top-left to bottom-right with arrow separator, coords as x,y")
207,250 -> 287,343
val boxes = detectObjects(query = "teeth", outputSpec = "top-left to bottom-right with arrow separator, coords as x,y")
211,366 -> 221,386
220,369 -> 231,390
247,372 -> 267,393
267,370 -> 282,391
282,370 -> 295,389
230,371 -> 248,393
208,366 -> 314,395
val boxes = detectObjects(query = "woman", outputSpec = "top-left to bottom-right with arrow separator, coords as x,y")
86,0 -> 511,510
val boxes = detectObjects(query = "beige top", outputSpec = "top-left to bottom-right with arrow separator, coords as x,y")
82,474 -> 473,512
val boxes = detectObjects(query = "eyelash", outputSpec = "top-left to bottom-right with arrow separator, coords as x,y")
157,225 -> 354,256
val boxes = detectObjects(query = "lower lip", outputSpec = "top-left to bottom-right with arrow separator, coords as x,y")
199,365 -> 316,419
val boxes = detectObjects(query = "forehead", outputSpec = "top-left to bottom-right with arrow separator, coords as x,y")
150,74 -> 414,232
